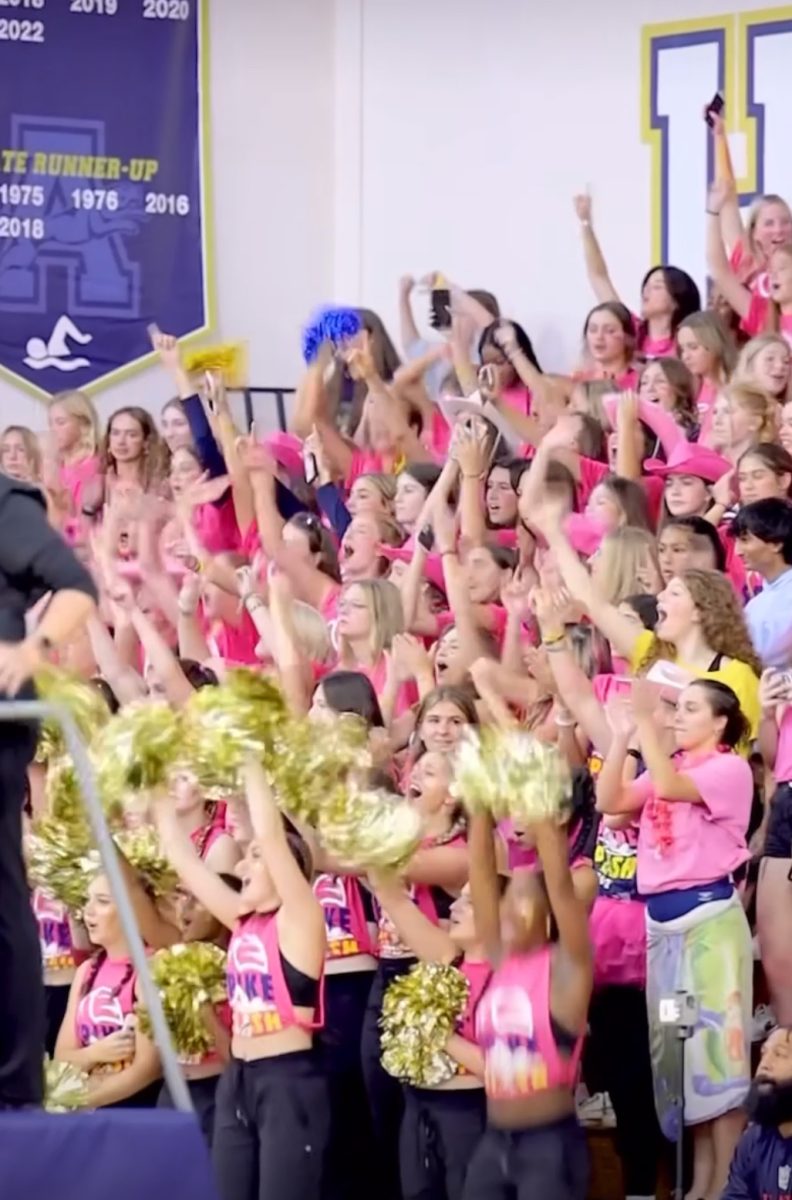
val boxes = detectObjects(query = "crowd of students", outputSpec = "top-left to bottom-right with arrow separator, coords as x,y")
8,112 -> 792,1200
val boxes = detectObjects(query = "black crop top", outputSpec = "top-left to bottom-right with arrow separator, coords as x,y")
280,952 -> 319,1009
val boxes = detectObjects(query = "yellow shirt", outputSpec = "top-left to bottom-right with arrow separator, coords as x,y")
629,630 -> 760,742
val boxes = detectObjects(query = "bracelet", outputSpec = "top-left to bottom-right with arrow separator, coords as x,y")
542,631 -> 566,646
554,712 -> 576,728
545,643 -> 568,654
440,549 -> 456,558
244,594 -> 265,611
461,472 -> 484,480
626,749 -> 642,761
580,219 -> 591,229
706,208 -> 720,217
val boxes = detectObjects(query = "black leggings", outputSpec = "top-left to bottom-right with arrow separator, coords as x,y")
462,1116 -> 588,1200
212,1051 -> 329,1200
319,969 -> 376,1200
159,1073 -> 220,1146
361,958 -> 415,1200
400,1086 -> 486,1200
583,985 -> 661,1197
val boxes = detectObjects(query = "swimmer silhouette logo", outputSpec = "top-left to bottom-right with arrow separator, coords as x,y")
25,315 -> 92,373
0,1 -> 212,397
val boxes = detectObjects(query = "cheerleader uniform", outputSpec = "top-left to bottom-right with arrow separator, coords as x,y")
212,911 -> 329,1200
314,872 -> 378,1200
75,953 -> 160,1107
362,834 -> 466,1200
464,946 -> 587,1200
399,957 -> 490,1200
33,888 -> 77,1055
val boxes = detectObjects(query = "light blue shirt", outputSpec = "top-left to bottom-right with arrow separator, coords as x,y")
744,566 -> 792,668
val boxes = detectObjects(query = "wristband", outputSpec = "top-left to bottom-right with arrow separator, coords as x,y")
178,600 -> 199,617
542,631 -> 566,646
706,208 -> 720,217
626,749 -> 642,762
244,596 -> 266,612
554,712 -> 576,728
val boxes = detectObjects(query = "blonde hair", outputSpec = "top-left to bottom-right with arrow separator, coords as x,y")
344,578 -> 404,661
1,425 -> 42,481
594,527 -> 660,606
353,472 -> 397,507
734,333 -> 792,401
724,381 -> 778,443
763,243 -> 792,337
745,194 -> 792,261
48,390 -> 101,459
291,601 -> 332,665
677,312 -> 737,382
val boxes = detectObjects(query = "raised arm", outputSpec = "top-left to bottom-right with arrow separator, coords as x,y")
710,110 -> 744,258
572,194 -> 621,304
468,811 -> 503,966
706,182 -> 753,320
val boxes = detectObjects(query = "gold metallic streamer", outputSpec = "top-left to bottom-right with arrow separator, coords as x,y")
451,728 -> 572,824
44,1057 -> 90,1112
115,827 -> 179,898
181,670 -> 287,795
380,962 -> 469,1087
316,785 -> 422,871
34,666 -> 110,764
93,702 -> 183,811
136,942 -> 227,1057
183,342 -> 248,387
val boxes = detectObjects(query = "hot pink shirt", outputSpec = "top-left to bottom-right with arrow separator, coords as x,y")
772,706 -> 792,782
60,454 -> 101,543
75,956 -> 137,1047
313,873 -> 375,960
632,315 -> 675,360
192,495 -> 241,556
344,449 -> 389,491
741,294 -> 792,346
33,889 -> 75,973
476,945 -> 583,1100
356,654 -> 418,718
226,912 -> 322,1037
730,242 -> 769,297
696,379 -> 718,442
631,750 -> 752,894
205,612 -> 260,666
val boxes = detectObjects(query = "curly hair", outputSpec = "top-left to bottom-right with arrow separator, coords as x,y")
637,568 -> 762,676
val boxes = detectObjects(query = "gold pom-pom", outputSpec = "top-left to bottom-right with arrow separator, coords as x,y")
92,702 -> 183,810
26,818 -> 95,911
268,713 -> 371,825
44,1057 -> 90,1112
115,827 -> 179,898
380,962 -> 469,1087
452,728 -> 572,824
183,342 -> 248,387
317,785 -> 422,872
35,666 -> 110,764
136,942 -> 227,1057
182,670 -> 287,794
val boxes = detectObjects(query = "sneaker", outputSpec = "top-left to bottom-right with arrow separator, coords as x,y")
577,1091 -> 616,1127
752,1003 -> 777,1043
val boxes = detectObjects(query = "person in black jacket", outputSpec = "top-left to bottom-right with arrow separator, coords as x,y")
0,475 -> 97,1107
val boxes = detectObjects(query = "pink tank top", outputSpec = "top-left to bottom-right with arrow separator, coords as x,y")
376,834 -> 466,959
313,874 -> 375,960
75,956 -> 137,1047
226,912 -> 323,1038
33,889 -> 75,973
476,945 -> 583,1101
457,958 -> 492,1045
190,818 -> 227,861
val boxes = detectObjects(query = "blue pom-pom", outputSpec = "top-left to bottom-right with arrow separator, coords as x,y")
301,306 -> 362,364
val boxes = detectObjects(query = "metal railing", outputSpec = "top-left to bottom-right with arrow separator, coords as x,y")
2,701 -> 193,1114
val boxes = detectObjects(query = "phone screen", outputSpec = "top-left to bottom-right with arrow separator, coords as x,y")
705,90 -> 725,127
430,288 -> 452,331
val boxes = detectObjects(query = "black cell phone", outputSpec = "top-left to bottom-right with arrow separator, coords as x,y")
705,91 -> 724,127
303,449 -> 319,485
418,524 -> 435,552
430,287 -> 452,331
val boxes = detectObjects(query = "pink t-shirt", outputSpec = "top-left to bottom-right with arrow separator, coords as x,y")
696,378 -> 718,442
60,454 -> 101,543
357,654 -> 418,718
741,293 -> 792,346
423,409 -> 452,460
772,706 -> 792,782
192,495 -> 241,555
632,315 -> 675,360
206,613 -> 261,666
730,242 -> 770,297
344,449 -> 390,491
631,750 -> 752,894
500,384 -> 532,415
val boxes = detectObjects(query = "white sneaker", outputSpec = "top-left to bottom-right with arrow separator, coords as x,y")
752,1003 -> 777,1043
577,1091 -> 616,1127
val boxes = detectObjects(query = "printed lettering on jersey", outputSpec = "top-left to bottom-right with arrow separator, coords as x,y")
314,874 -> 361,958
227,931 -> 282,1036
642,7 -> 792,296
593,824 -> 639,899
77,986 -> 125,1044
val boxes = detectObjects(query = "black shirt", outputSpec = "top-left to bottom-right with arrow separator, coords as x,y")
0,475 -> 97,648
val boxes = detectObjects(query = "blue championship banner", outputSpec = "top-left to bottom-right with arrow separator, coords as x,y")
0,0 -> 212,397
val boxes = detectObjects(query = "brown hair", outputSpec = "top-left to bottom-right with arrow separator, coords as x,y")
102,406 -> 167,489
635,568 -> 762,676
639,356 -> 699,437
1,425 -> 42,480
677,312 -> 737,382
